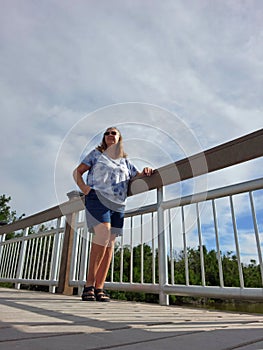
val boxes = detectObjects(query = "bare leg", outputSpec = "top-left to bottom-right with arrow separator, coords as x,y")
95,234 -> 116,290
86,222 -> 111,287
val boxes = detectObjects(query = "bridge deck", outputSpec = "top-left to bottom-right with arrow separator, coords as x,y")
0,288 -> 263,350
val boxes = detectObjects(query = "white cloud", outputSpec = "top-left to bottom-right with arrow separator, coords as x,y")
0,0 -> 262,218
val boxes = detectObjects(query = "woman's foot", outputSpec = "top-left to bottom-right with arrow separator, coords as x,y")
95,288 -> 110,302
81,286 -> 96,301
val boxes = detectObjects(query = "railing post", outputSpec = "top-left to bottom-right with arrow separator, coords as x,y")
49,218 -> 62,293
157,187 -> 169,306
57,193 -> 79,295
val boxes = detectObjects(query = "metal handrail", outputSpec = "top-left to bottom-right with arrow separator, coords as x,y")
1,128 -> 262,236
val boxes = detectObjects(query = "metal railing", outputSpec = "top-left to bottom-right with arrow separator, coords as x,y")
68,178 -> 263,304
0,129 -> 262,305
0,218 -> 65,293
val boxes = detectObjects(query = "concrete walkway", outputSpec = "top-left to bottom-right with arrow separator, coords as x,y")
0,287 -> 263,350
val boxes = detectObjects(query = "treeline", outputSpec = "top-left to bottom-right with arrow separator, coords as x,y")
108,243 -> 262,304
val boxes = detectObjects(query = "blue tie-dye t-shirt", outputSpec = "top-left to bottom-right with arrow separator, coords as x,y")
82,149 -> 138,205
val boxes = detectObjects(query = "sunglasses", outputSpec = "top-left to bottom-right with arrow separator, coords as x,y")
104,131 -> 118,136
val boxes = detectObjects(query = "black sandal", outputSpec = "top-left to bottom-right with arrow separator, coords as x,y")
95,288 -> 110,302
81,286 -> 96,301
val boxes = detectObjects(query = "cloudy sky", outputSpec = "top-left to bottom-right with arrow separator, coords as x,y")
1,0 -> 262,220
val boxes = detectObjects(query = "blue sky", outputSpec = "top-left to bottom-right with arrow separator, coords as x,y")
0,0 -> 262,220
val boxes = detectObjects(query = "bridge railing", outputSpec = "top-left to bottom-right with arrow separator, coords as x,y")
0,129 -> 262,305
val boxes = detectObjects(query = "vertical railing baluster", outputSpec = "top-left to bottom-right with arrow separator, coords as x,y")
130,217 -> 133,283
120,231 -> 124,283
230,196 -> 244,288
7,243 -> 14,277
1,244 -> 5,277
71,213 -> 80,282
140,215 -> 144,284
31,237 -> 38,280
168,209 -> 174,285
110,218 -> 115,284
212,199 -> 224,287
29,238 -> 34,278
151,212 -> 156,284
196,203 -> 206,286
86,230 -> 93,285
249,191 -> 263,286
157,187 -> 169,306
0,234 -> 6,275
79,221 -> 89,291
44,235 -> 52,280
49,218 -> 62,293
8,243 -> 13,278
111,242 -> 115,283
24,238 -> 31,279
181,206 -> 189,286
2,245 -> 8,277
15,228 -> 29,289
35,237 -> 42,280
5,244 -> 10,277
7,243 -> 13,277
14,242 -> 21,278
40,236 -> 47,279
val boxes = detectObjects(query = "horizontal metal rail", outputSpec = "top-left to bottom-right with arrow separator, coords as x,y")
128,128 -> 263,195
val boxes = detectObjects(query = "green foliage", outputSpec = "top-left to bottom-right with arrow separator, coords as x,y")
0,282 -> 14,288
243,260 -> 262,288
0,195 -> 17,223
107,243 -> 263,304
0,194 -> 25,239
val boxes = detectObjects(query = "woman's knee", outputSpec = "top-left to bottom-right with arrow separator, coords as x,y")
93,223 -> 111,246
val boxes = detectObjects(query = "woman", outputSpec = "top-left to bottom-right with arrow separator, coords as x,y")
73,126 -> 153,302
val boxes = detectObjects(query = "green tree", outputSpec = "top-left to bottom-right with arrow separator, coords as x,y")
243,260 -> 262,288
204,248 -> 220,286
222,251 -> 240,287
0,195 -> 25,239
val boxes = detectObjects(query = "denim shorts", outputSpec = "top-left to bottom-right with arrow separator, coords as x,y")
85,189 -> 125,236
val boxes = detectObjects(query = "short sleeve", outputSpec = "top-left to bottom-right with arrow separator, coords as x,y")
125,159 -> 139,178
81,149 -> 99,168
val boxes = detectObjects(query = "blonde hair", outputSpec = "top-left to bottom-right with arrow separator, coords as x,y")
96,127 -> 127,158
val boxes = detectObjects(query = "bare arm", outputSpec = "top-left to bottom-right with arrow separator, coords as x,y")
73,163 -> 91,195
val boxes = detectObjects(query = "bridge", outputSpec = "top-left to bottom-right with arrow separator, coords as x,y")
1,287 -> 263,350
0,129 -> 263,349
